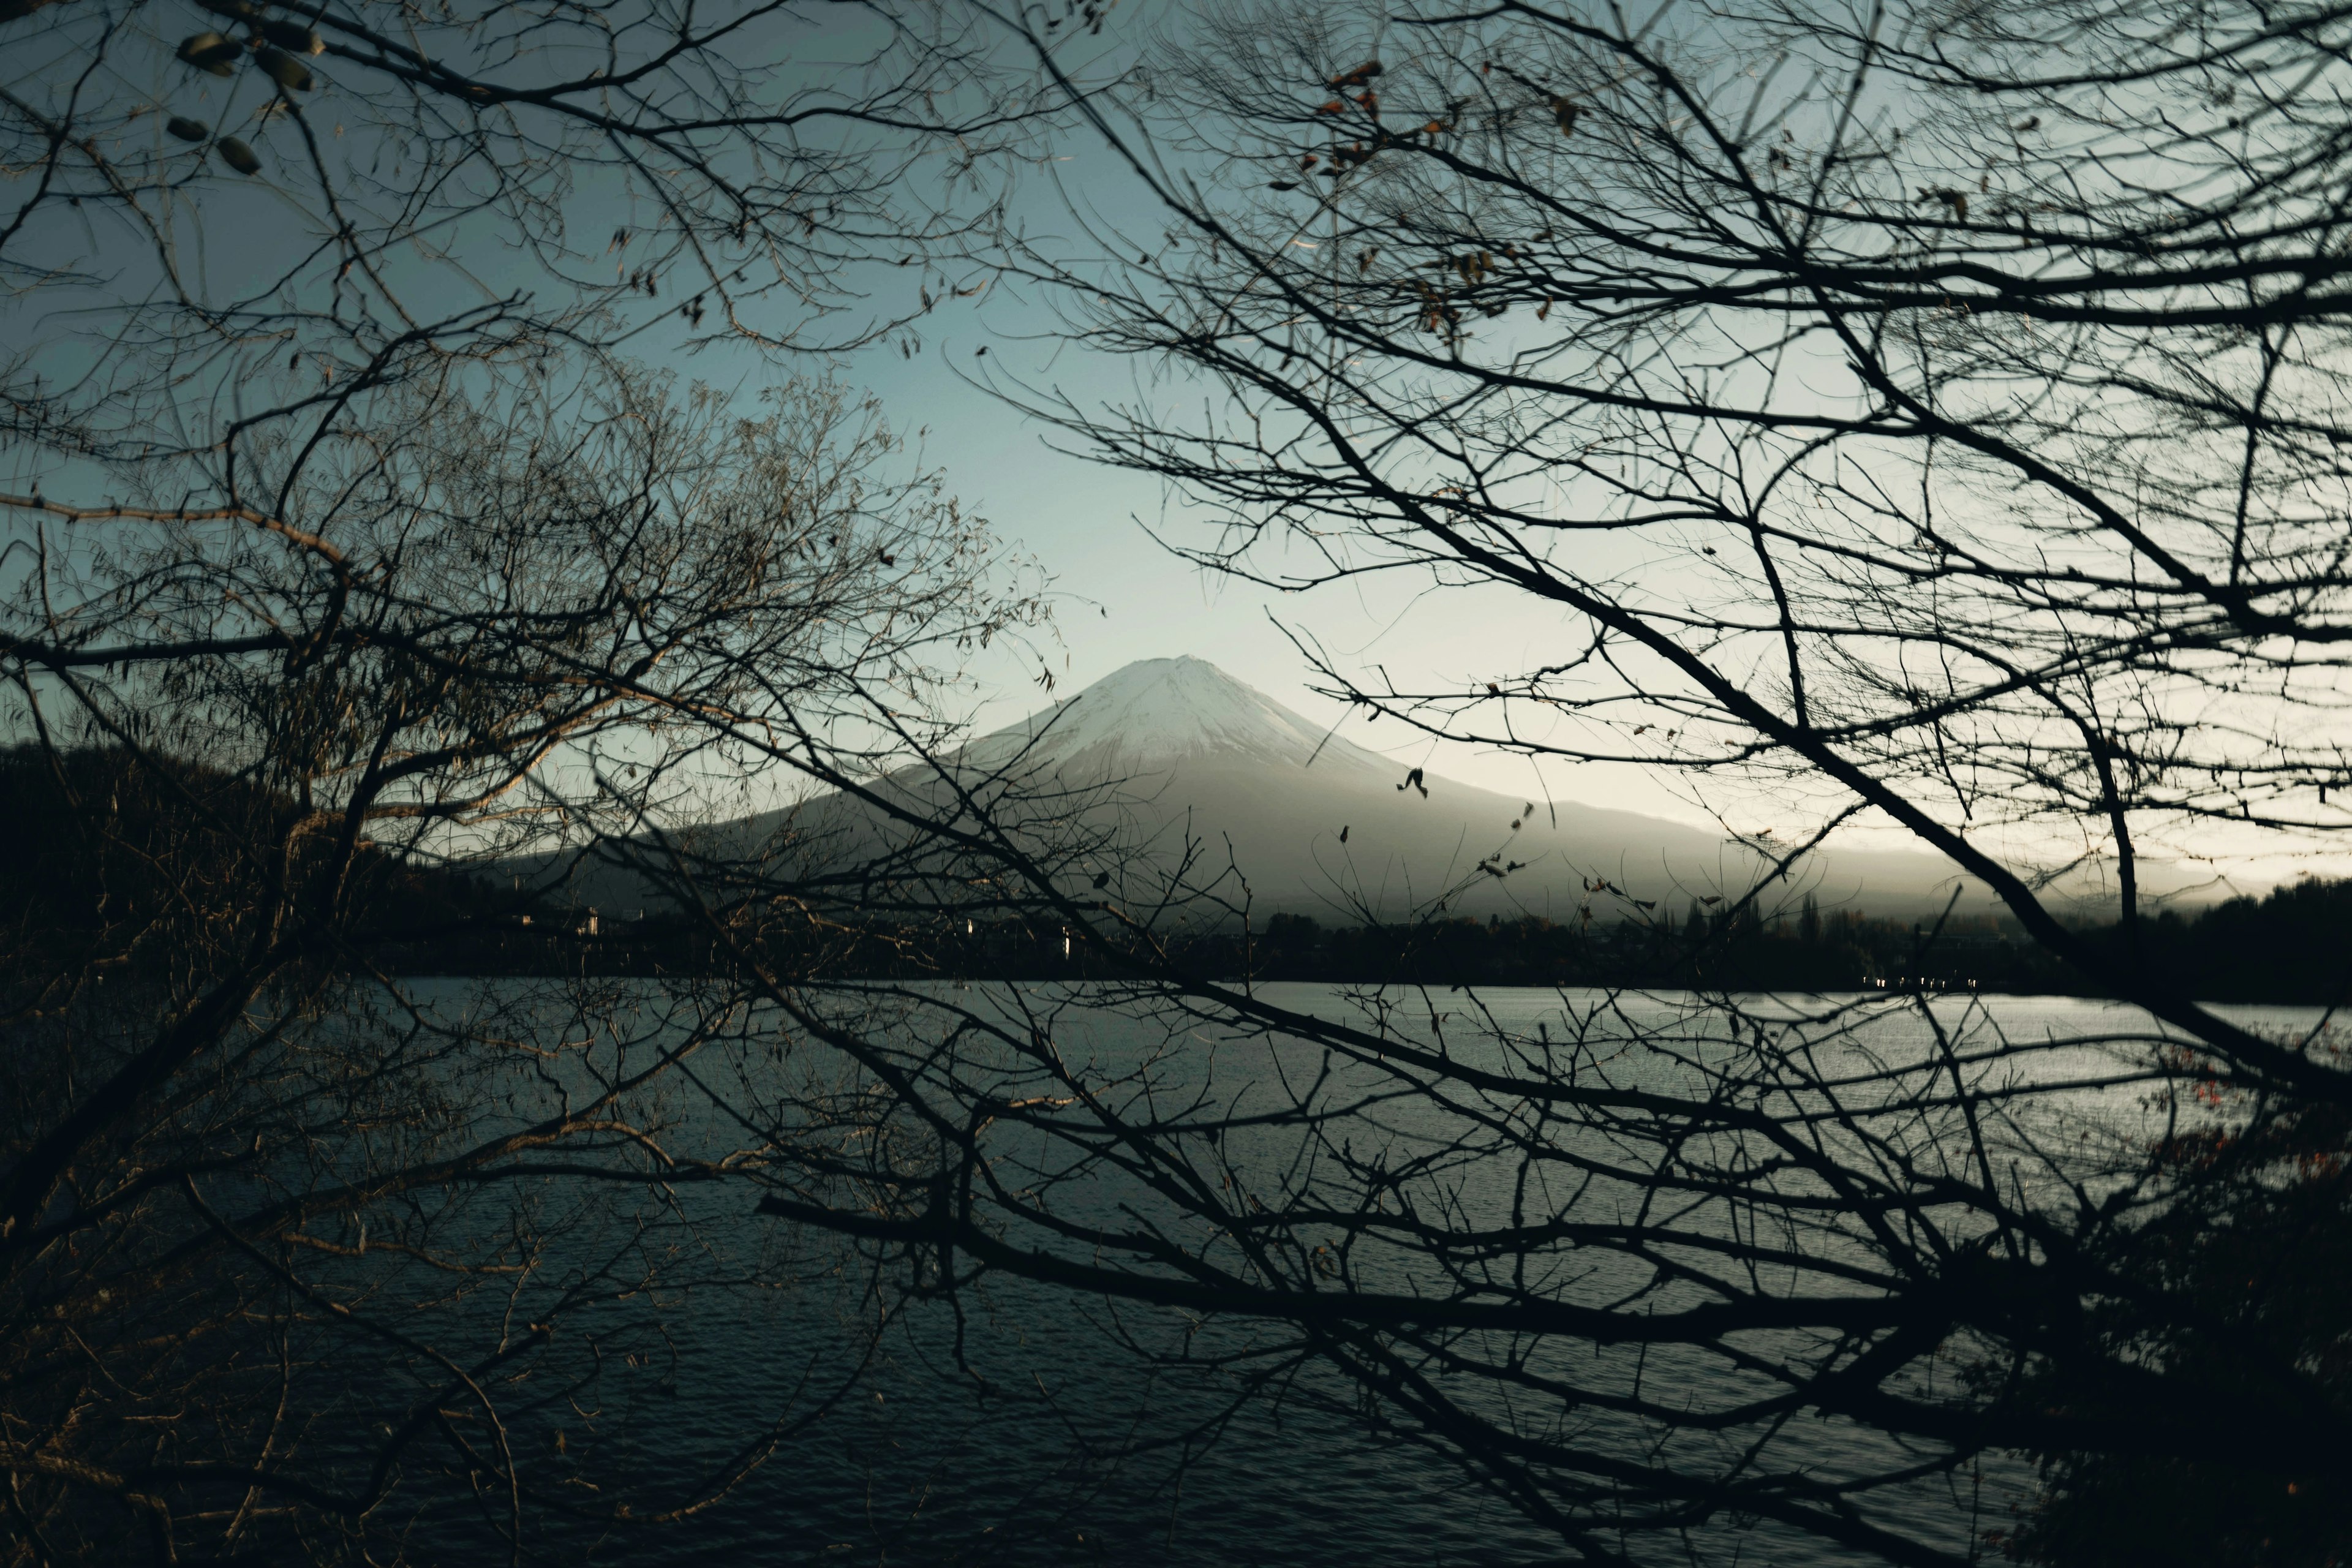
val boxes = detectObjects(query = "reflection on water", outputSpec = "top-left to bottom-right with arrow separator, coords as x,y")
378,984 -> 2332,1567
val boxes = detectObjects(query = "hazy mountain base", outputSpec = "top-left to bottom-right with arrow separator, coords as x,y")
528,752 -> 2185,933
516,656 -> 2226,929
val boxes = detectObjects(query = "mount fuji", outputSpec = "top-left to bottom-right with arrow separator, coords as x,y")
966,655 -> 1394,778
959,657 -> 1994,920
537,656 -> 2006,921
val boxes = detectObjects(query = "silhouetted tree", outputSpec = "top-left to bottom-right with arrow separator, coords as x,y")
717,1 -> 2352,1562
0,359 -> 1088,1561
0,2 -> 1151,1553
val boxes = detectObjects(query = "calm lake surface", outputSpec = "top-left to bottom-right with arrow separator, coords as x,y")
380,984 -> 2335,1567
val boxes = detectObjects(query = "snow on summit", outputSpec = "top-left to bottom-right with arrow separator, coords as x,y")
976,657 -> 1390,776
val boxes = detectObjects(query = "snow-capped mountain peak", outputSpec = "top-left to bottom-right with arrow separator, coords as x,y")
976,657 -> 1390,776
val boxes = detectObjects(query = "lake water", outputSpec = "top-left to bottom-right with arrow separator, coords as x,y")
349,984 -> 2335,1567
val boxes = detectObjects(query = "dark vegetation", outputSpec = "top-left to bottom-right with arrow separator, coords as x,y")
1238,888 -> 2352,1001
0,746 -> 530,1005
634,887 -> 2349,1000
1990,1096 -> 2352,1568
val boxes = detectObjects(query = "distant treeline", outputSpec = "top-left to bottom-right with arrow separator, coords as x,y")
367,881 -> 2351,1005
1218,883 -> 2352,1004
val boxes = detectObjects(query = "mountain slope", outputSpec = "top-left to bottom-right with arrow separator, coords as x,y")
968,655 -> 1392,778
960,657 -> 1996,920
533,657 -> 2054,922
